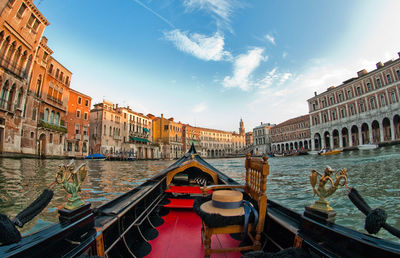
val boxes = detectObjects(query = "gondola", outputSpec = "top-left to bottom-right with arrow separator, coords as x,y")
1,145 -> 399,257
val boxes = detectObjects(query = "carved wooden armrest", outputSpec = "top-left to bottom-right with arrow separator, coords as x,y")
201,184 -> 245,196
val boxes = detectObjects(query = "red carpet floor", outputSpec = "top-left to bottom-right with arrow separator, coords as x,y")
146,209 -> 242,258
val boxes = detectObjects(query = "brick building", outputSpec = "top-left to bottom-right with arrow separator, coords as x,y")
270,115 -> 311,153
65,88 -> 91,158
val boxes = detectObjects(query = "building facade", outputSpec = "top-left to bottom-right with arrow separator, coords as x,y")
90,101 -> 158,159
245,132 -> 253,147
65,88 -> 91,158
270,115 -> 311,153
252,123 -> 274,155
151,114 -> 183,159
0,0 -> 48,154
308,54 -> 400,150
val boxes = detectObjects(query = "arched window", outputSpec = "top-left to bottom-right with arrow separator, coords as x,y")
44,108 -> 49,121
109,126 -> 112,136
55,112 -> 60,125
0,36 -> 10,59
35,75 -> 42,96
0,80 -> 9,109
104,125 -> 106,136
15,87 -> 23,109
32,108 -> 36,121
50,110 -> 54,124
380,94 -> 386,106
370,98 -> 376,110
7,84 -> 16,110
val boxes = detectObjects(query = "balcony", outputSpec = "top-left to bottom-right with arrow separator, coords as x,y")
46,94 -> 64,106
75,134 -> 81,140
0,56 -> 28,79
113,135 -> 122,141
0,99 -> 11,111
83,135 -> 89,141
38,120 -> 67,133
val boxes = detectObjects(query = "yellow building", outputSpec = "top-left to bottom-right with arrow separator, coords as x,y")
151,114 -> 183,159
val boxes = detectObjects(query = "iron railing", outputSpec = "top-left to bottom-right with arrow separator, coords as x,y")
0,56 -> 28,79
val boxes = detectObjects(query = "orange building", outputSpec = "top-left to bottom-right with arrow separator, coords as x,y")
65,88 -> 91,158
0,0 -> 48,154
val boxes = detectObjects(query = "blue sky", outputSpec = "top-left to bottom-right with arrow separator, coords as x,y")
35,0 -> 400,131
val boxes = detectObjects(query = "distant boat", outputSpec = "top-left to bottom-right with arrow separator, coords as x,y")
84,153 -> 106,160
358,144 -> 378,150
319,149 -> 342,156
307,150 -> 319,155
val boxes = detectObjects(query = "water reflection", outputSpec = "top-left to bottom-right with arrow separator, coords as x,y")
0,146 -> 399,243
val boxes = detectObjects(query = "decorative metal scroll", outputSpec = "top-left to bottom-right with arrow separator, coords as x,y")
55,160 -> 88,210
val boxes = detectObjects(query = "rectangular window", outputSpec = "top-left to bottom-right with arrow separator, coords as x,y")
376,78 -> 382,87
32,19 -> 40,32
76,110 -> 81,118
17,3 -> 26,18
387,74 -> 392,84
75,124 -> 80,134
27,14 -> 35,28
366,82 -> 372,91
85,99 -> 89,106
396,70 -> 400,80
391,91 -> 397,103
338,93 -> 343,102
347,90 -> 352,99
356,86 -> 362,96
84,112 -> 88,120
360,102 -> 365,112
78,97 -> 82,104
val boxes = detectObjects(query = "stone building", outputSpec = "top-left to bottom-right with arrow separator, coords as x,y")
65,88 -> 91,158
270,115 -> 311,153
308,54 -> 400,151
245,132 -> 253,147
120,107 -> 158,159
198,127 -> 232,158
0,0 -> 48,154
89,101 -> 122,155
252,123 -> 274,155
151,114 -> 183,159
90,101 -> 158,159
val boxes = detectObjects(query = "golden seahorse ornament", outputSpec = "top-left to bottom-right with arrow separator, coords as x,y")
309,166 -> 348,212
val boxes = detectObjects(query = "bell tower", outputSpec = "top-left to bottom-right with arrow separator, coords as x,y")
239,118 -> 245,136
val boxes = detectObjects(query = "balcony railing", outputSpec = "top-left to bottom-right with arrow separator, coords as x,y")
0,99 -> 11,111
46,94 -> 64,106
75,134 -> 81,140
83,135 -> 89,141
38,120 -> 67,133
0,56 -> 28,79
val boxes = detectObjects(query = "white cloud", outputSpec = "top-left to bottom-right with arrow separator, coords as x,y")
282,51 -> 288,58
184,0 -> 236,30
223,47 -> 266,91
265,34 -> 275,45
193,102 -> 207,113
164,29 -> 232,61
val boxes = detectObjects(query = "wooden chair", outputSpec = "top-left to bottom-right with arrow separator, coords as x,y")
200,153 -> 269,257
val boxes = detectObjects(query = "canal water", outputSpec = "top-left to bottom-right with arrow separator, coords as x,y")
0,145 -> 399,243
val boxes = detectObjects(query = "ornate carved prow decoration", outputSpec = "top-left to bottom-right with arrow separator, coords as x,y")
56,160 -> 88,210
305,166 -> 348,223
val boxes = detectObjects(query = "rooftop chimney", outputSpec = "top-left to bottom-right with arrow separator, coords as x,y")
357,69 -> 367,77
116,104 -> 119,109
314,91 -> 317,96
376,62 -> 383,69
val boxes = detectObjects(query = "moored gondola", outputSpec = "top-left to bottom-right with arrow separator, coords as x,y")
1,145 -> 399,257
